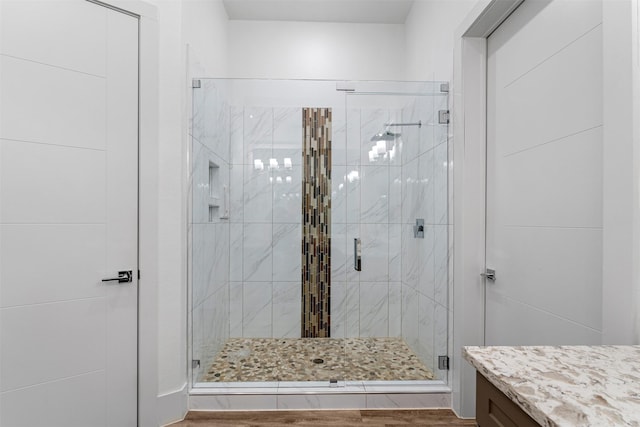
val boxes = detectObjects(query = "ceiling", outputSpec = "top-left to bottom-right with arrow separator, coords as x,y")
222,0 -> 415,24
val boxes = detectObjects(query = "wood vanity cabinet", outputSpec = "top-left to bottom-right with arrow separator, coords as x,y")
476,372 -> 540,427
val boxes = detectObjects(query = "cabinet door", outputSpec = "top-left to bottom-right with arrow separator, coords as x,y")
476,373 -> 539,427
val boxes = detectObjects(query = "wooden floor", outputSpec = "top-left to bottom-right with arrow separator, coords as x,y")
170,409 -> 477,426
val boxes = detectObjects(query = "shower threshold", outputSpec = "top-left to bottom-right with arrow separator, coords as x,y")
189,378 -> 451,411
190,338 -> 451,410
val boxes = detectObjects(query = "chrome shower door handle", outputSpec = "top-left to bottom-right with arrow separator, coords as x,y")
481,268 -> 496,282
102,270 -> 133,284
354,238 -> 361,271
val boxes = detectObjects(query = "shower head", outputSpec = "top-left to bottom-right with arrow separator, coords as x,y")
371,130 -> 400,142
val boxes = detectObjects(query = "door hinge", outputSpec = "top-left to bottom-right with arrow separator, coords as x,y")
192,359 -> 200,369
192,79 -> 201,89
438,355 -> 450,370
438,110 -> 450,124
440,83 -> 449,93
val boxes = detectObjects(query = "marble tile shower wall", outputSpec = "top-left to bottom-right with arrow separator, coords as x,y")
399,94 -> 449,379
228,105 -> 311,338
191,80 -> 231,381
330,107 -> 404,341
228,104 -> 414,342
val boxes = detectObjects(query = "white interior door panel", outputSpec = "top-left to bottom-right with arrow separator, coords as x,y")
0,1 -> 139,426
485,0 -> 603,346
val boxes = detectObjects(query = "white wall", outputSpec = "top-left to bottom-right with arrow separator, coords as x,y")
633,0 -> 640,345
226,0 -> 478,82
183,0 -> 229,77
143,0 -> 229,424
148,0 -> 186,399
404,0 -> 477,81
602,0 -> 640,346
227,20 -> 405,80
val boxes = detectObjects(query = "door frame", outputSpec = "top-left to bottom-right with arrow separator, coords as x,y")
451,0 -> 640,419
86,0 -> 160,425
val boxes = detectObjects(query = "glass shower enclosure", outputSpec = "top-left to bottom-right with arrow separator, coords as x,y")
189,79 -> 450,388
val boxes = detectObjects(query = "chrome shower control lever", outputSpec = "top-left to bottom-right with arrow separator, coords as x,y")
481,268 -> 496,282
414,219 -> 425,238
354,238 -> 361,271
102,270 -> 133,284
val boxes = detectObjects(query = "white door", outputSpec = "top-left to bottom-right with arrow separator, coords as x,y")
0,1 -> 139,426
485,0 -> 603,345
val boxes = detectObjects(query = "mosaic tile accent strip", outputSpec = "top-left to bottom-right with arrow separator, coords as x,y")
202,338 -> 434,382
302,108 -> 332,338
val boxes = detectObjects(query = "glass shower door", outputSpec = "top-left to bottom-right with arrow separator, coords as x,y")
188,78 -> 450,388
190,78 -> 350,387
339,82 -> 450,383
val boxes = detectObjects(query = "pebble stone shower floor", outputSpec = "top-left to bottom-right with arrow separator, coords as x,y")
203,337 -> 434,382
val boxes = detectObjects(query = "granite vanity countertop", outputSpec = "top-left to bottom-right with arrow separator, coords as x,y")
463,345 -> 640,427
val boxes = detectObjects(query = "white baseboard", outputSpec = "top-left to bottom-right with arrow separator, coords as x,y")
159,383 -> 188,426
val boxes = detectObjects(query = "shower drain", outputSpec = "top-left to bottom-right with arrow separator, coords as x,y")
312,358 -> 324,364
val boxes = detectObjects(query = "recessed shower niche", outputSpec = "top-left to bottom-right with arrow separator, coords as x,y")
205,160 -> 229,222
189,79 -> 450,389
